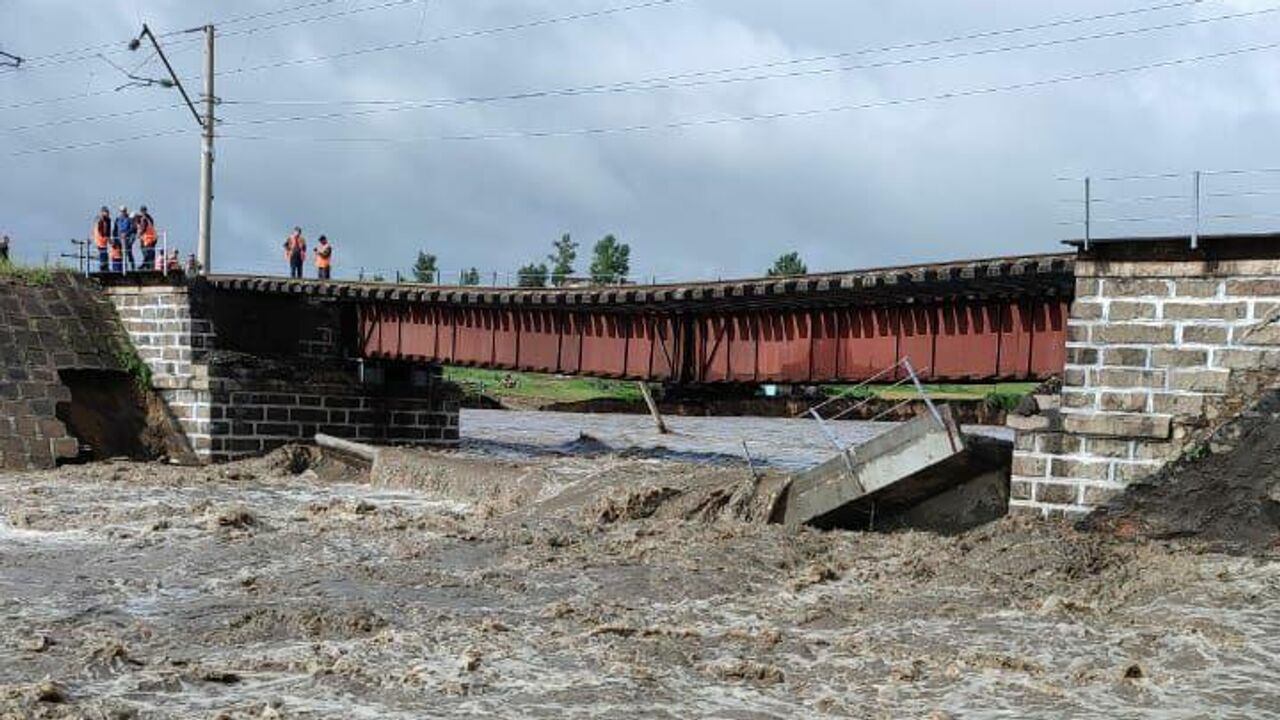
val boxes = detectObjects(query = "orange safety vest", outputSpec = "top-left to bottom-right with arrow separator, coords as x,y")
109,241 -> 123,260
92,217 -> 110,249
138,215 -> 158,247
284,235 -> 306,261
315,243 -> 332,269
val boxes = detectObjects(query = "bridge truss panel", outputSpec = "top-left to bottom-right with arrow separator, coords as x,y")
898,306 -> 937,382
354,295 -> 1066,385
934,303 -> 1002,380
517,310 -> 561,373
757,311 -> 813,383
580,314 -> 629,378
836,308 -> 900,382
1029,299 -> 1069,379
452,307 -> 495,367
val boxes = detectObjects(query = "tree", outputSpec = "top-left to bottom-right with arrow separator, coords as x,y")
767,251 -> 807,277
460,267 -> 481,286
518,262 -> 548,288
589,234 -> 630,284
548,233 -> 577,287
412,251 -> 438,283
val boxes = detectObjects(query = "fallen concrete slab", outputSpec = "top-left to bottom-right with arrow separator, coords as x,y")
776,405 -> 1008,531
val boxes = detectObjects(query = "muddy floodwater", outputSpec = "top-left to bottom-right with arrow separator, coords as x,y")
2,417 -> 1279,718
458,408 -> 1012,470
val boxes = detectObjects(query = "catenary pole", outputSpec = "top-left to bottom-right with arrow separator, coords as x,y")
130,23 -> 213,274
198,25 -> 214,274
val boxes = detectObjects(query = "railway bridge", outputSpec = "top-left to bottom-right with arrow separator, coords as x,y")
209,252 -> 1075,384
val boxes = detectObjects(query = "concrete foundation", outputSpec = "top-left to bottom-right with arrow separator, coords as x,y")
778,406 -> 988,529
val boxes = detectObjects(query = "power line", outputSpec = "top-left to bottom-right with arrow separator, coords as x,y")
0,0 -> 683,111
220,4 -> 1280,128
11,39 -> 1273,158
8,128 -> 188,157
215,0 -> 1222,83
212,39 -> 1280,146
3,0 -> 682,78
11,0 -> 364,67
9,0 -> 422,74
217,0 -> 700,78
3,103 -> 181,133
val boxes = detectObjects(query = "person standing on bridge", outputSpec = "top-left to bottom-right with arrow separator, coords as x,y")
92,207 -> 111,272
284,227 -> 306,279
135,205 -> 158,270
114,206 -> 136,272
0,234 -> 9,263
315,235 -> 333,280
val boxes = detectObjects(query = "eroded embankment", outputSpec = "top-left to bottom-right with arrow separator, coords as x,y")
1084,388 -> 1280,556
2,445 -> 1279,718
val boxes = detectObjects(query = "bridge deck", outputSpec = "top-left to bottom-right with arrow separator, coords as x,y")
205,252 -> 1074,384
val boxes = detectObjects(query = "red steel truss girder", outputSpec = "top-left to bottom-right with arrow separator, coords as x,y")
358,299 -> 1067,383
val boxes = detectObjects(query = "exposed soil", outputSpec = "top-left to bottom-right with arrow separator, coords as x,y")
1,446 -> 1279,718
1083,389 -> 1280,556
56,370 -> 192,463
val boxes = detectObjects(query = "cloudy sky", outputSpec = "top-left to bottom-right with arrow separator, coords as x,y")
2,0 -> 1279,281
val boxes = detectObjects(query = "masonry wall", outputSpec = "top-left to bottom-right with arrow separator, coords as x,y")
0,275 -> 126,469
104,280 -> 459,463
107,284 -> 215,458
210,373 -> 459,460
1011,254 -> 1280,517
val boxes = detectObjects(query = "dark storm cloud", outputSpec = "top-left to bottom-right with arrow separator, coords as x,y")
2,0 -> 1278,279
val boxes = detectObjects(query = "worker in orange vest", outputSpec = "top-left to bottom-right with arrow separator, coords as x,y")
283,226 -> 306,279
136,205 -> 158,270
315,235 -> 333,279
108,232 -> 124,273
91,206 -> 111,272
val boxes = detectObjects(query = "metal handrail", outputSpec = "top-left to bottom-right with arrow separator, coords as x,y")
797,360 -> 911,418
825,367 -> 933,422
85,231 -> 173,276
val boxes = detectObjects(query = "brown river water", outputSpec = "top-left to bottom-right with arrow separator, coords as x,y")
1,410 -> 1278,718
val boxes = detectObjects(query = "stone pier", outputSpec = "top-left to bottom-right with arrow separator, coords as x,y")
103,276 -> 460,463
1011,235 -> 1280,517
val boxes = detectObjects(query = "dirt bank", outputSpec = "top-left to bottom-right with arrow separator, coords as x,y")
1084,388 -> 1280,556
2,448 -> 1278,718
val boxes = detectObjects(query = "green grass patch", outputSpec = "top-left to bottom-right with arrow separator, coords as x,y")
824,381 -> 1037,402
0,259 -> 56,285
113,343 -> 153,389
447,366 -> 1036,408
445,366 -> 643,404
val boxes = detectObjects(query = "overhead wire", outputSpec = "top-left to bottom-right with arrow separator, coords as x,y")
215,0 -> 687,78
8,128 -> 188,157
0,0 -> 679,112
6,0 -> 423,74
4,0 -> 1272,155
219,4 -> 1280,128
12,36 -> 1279,157
209,39 -> 1280,146
3,103 -> 182,133
11,0 -> 362,66
3,0 -> 680,77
